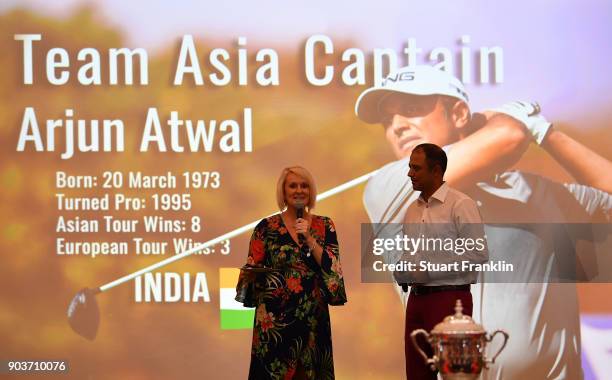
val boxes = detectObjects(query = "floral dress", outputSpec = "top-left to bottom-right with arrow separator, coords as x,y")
236,214 -> 347,380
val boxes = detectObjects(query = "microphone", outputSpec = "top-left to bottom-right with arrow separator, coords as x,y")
295,200 -> 305,245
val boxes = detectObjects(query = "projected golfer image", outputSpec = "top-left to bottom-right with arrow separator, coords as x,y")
356,65 -> 612,379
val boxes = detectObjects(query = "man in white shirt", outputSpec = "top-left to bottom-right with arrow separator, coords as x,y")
355,65 -> 612,379
394,142 -> 488,380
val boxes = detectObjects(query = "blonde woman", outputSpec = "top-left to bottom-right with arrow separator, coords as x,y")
236,166 -> 346,380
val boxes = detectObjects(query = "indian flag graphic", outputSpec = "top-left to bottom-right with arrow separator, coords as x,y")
219,268 -> 255,330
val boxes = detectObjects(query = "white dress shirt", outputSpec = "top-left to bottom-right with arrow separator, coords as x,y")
394,181 -> 488,286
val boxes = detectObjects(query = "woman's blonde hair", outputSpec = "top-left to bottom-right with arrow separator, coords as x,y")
276,166 -> 317,211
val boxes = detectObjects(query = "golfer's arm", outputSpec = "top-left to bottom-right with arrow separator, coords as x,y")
445,113 -> 530,190
542,129 -> 612,193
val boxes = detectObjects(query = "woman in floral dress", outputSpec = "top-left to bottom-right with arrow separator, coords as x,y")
236,166 -> 347,380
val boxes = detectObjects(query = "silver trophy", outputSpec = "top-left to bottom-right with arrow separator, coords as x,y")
410,300 -> 509,380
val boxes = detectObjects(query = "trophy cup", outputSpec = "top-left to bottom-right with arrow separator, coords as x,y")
410,300 -> 509,380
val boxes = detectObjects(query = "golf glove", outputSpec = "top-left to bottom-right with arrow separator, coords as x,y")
489,101 -> 553,145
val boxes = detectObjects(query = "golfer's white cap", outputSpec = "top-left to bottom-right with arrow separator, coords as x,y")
355,65 -> 469,124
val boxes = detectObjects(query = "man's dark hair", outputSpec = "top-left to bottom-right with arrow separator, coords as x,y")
414,143 -> 447,175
